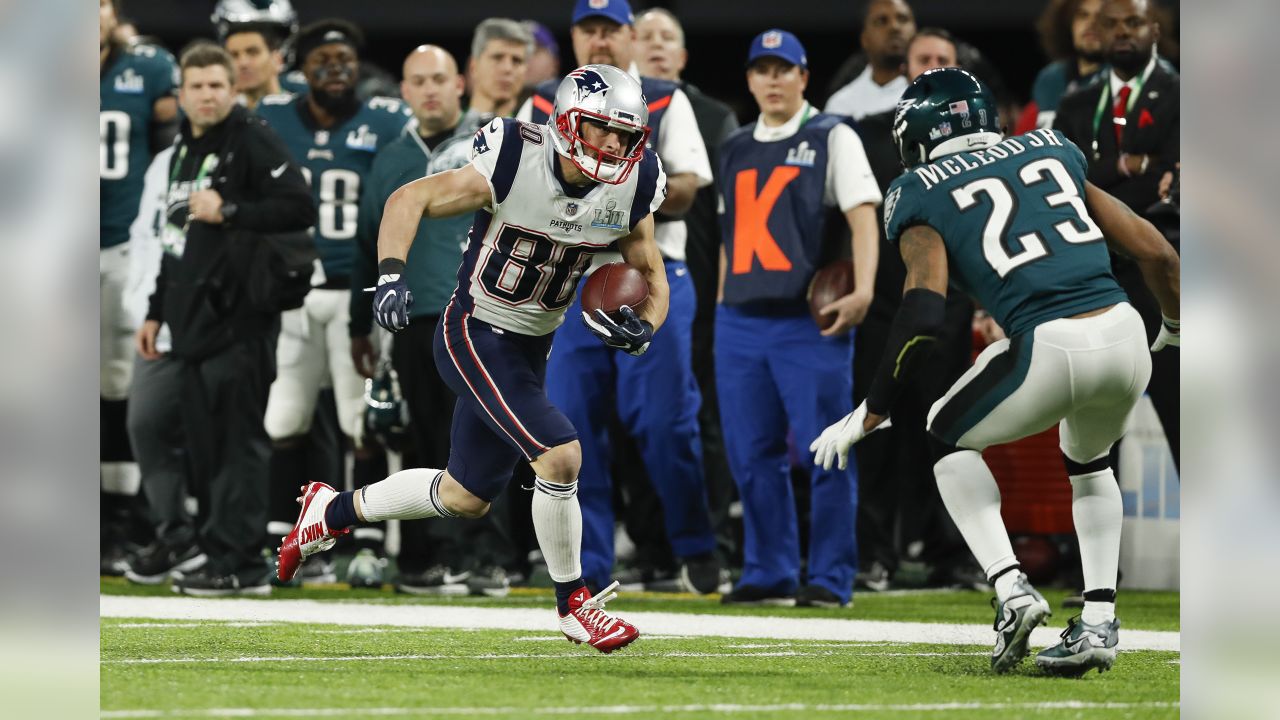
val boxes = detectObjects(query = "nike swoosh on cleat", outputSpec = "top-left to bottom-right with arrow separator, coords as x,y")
592,626 -> 627,646
271,162 -> 288,178
441,572 -> 469,584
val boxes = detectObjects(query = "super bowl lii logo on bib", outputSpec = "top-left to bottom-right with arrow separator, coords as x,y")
591,199 -> 625,230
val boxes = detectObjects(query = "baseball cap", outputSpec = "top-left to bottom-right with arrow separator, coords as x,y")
746,29 -> 807,70
571,0 -> 634,27
523,20 -> 559,56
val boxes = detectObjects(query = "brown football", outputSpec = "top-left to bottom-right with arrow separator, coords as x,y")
580,262 -> 649,321
808,260 -> 855,331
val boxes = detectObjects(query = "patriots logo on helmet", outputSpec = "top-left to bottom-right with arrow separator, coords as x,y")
568,68 -> 611,103
762,31 -> 783,49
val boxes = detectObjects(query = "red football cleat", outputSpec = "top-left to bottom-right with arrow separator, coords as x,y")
276,482 -> 349,582
559,581 -> 640,653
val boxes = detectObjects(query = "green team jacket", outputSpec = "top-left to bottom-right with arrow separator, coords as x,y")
350,110 -> 488,336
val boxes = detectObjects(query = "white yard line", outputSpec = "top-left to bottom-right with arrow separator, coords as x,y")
114,622 -> 277,629
101,701 -> 1179,718
100,595 -> 1180,652
104,650 -> 992,665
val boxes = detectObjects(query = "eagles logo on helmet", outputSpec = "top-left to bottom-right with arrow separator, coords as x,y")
891,67 -> 1003,168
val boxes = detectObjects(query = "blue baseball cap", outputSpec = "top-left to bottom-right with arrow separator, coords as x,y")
572,0 -> 634,27
746,29 -> 808,70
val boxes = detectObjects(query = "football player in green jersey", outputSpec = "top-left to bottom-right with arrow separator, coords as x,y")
256,20 -> 411,585
212,0 -> 304,109
811,68 -> 1179,676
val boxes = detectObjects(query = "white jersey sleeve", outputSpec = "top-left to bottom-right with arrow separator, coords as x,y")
655,89 -> 713,188
825,122 -> 882,211
124,146 -> 174,348
649,153 -> 669,216
515,97 -> 534,123
469,117 -> 523,211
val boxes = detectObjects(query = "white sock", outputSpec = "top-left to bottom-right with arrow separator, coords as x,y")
359,469 -> 454,521
531,476 -> 582,583
935,450 -> 1020,600
1082,600 -> 1116,625
1071,468 -> 1122,623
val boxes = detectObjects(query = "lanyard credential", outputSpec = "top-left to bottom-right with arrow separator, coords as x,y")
1090,60 -> 1155,160
169,145 -> 219,233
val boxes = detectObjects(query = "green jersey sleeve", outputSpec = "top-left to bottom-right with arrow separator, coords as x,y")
882,173 -> 929,247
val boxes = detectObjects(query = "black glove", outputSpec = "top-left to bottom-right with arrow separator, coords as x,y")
581,305 -> 653,356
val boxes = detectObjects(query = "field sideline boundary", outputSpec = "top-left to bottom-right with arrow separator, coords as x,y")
100,595 -> 1179,652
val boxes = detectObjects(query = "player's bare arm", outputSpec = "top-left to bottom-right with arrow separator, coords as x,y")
819,202 -> 879,336
377,164 -> 491,264
1084,181 -> 1180,321
658,171 -> 698,216
717,244 -> 727,303
900,224 -> 951,295
616,213 -> 670,332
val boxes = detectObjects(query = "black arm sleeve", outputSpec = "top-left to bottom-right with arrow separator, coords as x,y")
146,256 -> 169,322
232,123 -> 317,232
865,288 -> 947,415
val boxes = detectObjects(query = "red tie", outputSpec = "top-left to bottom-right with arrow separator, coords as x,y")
1113,85 -> 1132,147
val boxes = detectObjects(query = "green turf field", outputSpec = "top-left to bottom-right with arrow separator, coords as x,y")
100,579 -> 1178,719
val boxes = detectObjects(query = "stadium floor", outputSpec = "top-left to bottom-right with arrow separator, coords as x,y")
100,579 -> 1180,719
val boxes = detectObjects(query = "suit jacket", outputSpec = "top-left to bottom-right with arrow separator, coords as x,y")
1054,62 -> 1179,212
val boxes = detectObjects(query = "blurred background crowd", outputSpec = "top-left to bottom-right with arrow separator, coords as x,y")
99,0 -> 1180,604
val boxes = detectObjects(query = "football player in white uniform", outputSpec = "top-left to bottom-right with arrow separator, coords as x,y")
278,64 -> 667,653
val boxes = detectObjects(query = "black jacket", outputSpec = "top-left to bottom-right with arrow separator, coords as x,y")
148,105 -> 314,359
1054,62 -> 1179,212
680,81 -> 739,323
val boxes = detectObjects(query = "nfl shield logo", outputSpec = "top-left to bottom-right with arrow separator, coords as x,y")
762,31 -> 783,49
566,202 -> 578,215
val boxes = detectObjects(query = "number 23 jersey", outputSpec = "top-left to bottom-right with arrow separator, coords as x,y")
884,128 -> 1127,338
455,118 -> 666,336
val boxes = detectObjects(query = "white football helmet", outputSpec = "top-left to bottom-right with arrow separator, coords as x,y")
549,64 -> 651,185
211,0 -> 299,41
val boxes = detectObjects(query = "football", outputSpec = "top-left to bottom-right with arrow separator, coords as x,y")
580,262 -> 649,321
807,259 -> 855,331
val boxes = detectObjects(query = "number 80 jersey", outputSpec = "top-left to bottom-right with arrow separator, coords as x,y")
883,128 -> 1127,338
455,118 -> 666,336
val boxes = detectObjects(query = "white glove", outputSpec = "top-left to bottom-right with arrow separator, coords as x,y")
809,401 -> 892,471
1151,314 -> 1180,352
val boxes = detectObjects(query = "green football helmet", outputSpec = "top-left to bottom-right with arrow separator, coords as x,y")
363,365 -> 409,452
892,67 -> 1002,168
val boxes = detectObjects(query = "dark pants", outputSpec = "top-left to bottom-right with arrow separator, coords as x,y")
181,333 -> 276,573
393,314 -> 514,573
853,292 -> 974,573
127,353 -> 191,545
